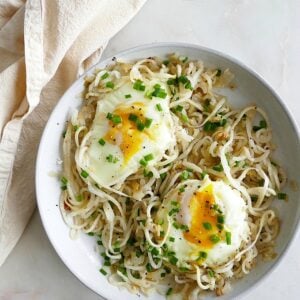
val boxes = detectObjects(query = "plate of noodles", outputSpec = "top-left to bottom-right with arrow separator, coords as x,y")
36,43 -> 300,300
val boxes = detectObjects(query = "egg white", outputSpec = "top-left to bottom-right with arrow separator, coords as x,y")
158,177 -> 249,268
78,80 -> 175,187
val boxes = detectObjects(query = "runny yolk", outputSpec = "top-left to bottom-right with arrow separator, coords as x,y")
104,102 -> 153,165
183,184 -> 220,249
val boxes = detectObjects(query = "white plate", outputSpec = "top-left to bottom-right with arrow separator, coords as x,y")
36,43 -> 300,300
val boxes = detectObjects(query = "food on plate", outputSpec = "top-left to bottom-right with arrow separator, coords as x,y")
60,54 -> 286,298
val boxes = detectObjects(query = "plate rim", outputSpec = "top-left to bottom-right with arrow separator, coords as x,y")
35,42 -> 300,300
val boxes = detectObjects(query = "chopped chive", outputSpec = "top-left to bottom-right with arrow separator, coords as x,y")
139,219 -> 146,226
80,170 -> 89,178
210,234 -> 220,244
98,138 -> 106,146
133,79 -> 146,91
132,272 -> 141,279
260,120 -> 267,128
144,153 -> 154,161
182,56 -> 188,63
212,204 -> 223,214
161,272 -> 166,277
151,84 -> 167,99
128,113 -> 138,122
87,232 -> 94,236
166,288 -> 173,296
208,269 -> 215,277
139,158 -> 147,167
143,169 -> 153,178
216,69 -> 222,77
253,119 -> 267,132
179,186 -> 185,193
171,201 -> 179,207
99,268 -> 107,275
146,263 -> 154,272
106,154 -> 119,163
180,224 -> 189,232
101,72 -> 109,80
204,121 -> 217,132
278,192 -> 287,200
234,161 -> 240,167
180,170 -> 190,180
216,224 -> 223,230
61,177 -> 68,185
203,222 -> 212,230
118,266 -> 127,276
169,237 -> 175,242
156,103 -> 163,111
160,172 -> 167,180
104,261 -> 111,266
167,78 -> 177,85
105,81 -> 114,89
178,75 -> 189,84
181,114 -> 189,123
200,172 -> 207,180
137,120 -> 145,131
163,60 -> 169,66
175,105 -> 184,112
225,231 -> 231,245
213,164 -> 223,172
173,222 -> 180,229
76,194 -> 83,202
62,130 -> 66,138
111,115 -> 122,124
151,247 -> 159,256
217,215 -> 225,224
185,81 -> 193,90
145,118 -> 153,128
168,208 -> 180,216
61,185 -> 67,191
198,251 -> 207,260
106,112 -> 113,120
73,125 -> 79,132
169,256 -> 178,265
156,90 -> 167,99
125,94 -> 132,98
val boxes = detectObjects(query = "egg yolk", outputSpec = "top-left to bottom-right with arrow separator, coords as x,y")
183,184 -> 222,249
104,102 -> 153,164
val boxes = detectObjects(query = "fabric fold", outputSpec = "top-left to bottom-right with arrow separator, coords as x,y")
0,0 -> 146,267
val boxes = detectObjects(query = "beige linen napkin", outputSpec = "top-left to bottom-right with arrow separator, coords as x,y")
0,0 -> 146,266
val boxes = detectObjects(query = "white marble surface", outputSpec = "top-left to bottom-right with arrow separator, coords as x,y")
0,0 -> 299,299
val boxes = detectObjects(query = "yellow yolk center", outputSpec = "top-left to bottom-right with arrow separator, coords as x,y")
104,102 -> 153,164
183,184 -> 221,249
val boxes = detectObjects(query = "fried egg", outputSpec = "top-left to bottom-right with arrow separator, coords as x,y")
79,80 -> 175,187
157,177 -> 249,268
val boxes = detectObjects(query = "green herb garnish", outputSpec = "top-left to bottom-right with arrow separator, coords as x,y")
278,193 -> 287,200
133,79 -> 146,91
225,231 -> 231,245
101,72 -> 109,80
99,268 -> 107,275
209,234 -> 220,244
156,103 -> 163,111
80,170 -> 89,178
98,138 -> 106,146
105,81 -> 114,89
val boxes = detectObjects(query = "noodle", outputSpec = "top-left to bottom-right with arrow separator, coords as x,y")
60,55 -> 285,298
